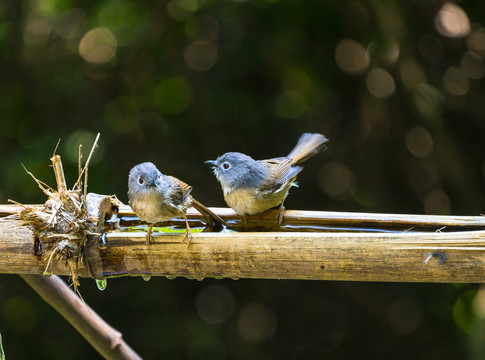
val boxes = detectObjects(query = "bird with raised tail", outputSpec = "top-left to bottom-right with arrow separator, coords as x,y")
206,133 -> 328,223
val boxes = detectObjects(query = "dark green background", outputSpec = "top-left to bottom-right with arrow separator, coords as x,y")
1,0 -> 485,358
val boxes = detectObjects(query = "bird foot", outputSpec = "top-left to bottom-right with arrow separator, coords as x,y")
146,225 -> 154,245
277,205 -> 285,225
184,229 -> 192,247
184,215 -> 192,247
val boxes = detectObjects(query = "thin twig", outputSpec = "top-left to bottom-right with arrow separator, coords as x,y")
21,163 -> 55,198
52,138 -> 61,157
73,133 -> 100,192
77,145 -> 83,191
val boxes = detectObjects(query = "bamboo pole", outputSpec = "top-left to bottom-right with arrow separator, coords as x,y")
119,205 -> 485,230
2,204 -> 485,283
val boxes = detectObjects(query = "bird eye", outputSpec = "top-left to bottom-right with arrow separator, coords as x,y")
138,177 -> 144,185
223,162 -> 230,170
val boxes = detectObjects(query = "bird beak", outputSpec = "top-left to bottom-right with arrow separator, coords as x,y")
148,179 -> 159,188
205,160 -> 216,167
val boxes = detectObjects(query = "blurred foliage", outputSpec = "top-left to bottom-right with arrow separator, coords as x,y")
2,0 -> 485,358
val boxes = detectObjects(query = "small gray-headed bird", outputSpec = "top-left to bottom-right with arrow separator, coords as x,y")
206,133 -> 328,223
128,162 -> 225,244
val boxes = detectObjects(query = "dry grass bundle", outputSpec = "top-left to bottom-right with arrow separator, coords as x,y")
9,134 -> 101,292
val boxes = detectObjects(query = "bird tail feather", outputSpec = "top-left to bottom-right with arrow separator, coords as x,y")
287,133 -> 328,165
191,198 -> 227,227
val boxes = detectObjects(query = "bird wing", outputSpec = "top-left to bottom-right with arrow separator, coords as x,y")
165,176 -> 193,204
260,157 -> 303,192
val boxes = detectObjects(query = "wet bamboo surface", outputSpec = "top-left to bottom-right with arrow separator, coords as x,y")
2,204 -> 485,282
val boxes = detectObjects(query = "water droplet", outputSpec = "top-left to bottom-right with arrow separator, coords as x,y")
195,275 -> 205,281
96,278 -> 107,291
185,275 -> 196,280
142,274 -> 152,282
231,277 -> 240,281
213,275 -> 223,280
166,275 -> 176,280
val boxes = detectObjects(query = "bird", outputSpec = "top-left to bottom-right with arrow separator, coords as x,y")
206,133 -> 328,223
128,162 -> 226,245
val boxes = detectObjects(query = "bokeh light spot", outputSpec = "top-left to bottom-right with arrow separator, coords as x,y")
405,126 -> 433,158
413,84 -> 444,123
23,18 -> 51,48
63,131 -> 105,166
335,39 -> 369,74
104,96 -> 140,134
35,0 -> 72,17
467,28 -> 485,53
443,66 -> 470,96
424,189 -> 451,215
78,27 -> 117,64
185,15 -> 219,41
177,0 -> 198,11
460,51 -> 485,80
473,285 -> 485,318
167,0 -> 195,22
399,60 -> 427,90
318,162 -> 353,199
435,3 -> 470,39
56,9 -> 86,41
275,90 -> 306,119
153,77 -> 193,114
238,303 -> 277,344
368,36 -> 400,66
96,0 -> 145,46
405,159 -> 439,196
184,40 -> 218,71
196,284 -> 235,324
453,290 -> 476,333
282,68 -> 313,94
366,68 -> 395,99
388,296 -> 423,335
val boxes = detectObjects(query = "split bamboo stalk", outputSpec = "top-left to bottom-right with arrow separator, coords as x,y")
2,203 -> 485,283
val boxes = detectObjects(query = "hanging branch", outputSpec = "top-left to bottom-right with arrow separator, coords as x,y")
21,274 -> 142,360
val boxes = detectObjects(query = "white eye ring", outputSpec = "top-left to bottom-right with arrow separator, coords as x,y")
138,177 -> 144,185
223,162 -> 230,170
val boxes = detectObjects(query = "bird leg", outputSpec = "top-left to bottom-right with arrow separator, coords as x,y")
277,203 -> 285,225
184,214 -> 192,246
146,224 -> 154,245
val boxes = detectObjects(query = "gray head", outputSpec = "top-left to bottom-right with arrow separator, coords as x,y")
206,152 -> 268,191
128,162 -> 162,200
